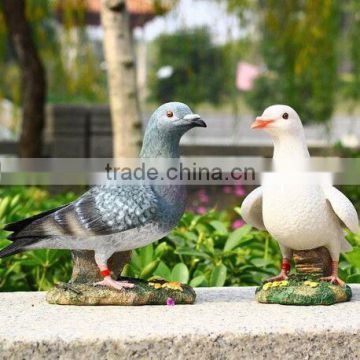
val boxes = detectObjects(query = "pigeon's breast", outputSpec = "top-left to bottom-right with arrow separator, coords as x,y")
105,185 -> 187,252
262,174 -> 339,250
103,222 -> 171,252
154,185 -> 187,228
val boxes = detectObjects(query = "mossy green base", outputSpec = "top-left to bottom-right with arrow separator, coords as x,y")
255,273 -> 352,305
46,277 -> 196,306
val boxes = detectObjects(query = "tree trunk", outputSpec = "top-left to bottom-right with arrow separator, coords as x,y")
2,0 -> 46,158
100,0 -> 142,158
293,246 -> 332,276
65,0 -> 141,284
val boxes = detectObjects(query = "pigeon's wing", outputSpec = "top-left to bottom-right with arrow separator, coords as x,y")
241,187 -> 265,230
73,185 -> 159,234
325,186 -> 359,233
2,185 -> 159,255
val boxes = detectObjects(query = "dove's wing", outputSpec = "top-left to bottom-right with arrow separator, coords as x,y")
325,186 -> 359,233
2,185 -> 159,255
241,187 -> 265,230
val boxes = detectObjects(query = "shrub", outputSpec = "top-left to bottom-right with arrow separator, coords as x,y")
123,209 -> 281,286
0,187 -> 77,291
0,186 -> 359,290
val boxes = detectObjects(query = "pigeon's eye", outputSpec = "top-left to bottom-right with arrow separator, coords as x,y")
282,113 -> 289,119
166,111 -> 174,118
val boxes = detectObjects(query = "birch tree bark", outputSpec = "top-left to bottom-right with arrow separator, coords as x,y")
2,0 -> 46,158
100,0 -> 142,158
68,0 -> 141,284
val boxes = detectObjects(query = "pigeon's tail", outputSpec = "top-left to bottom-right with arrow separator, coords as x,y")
3,206 -> 65,235
0,204 -> 68,258
0,238 -> 34,258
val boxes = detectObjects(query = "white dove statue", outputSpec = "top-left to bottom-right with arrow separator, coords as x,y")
241,104 -> 359,286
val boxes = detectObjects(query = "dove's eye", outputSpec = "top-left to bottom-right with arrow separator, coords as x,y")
166,111 -> 174,118
282,113 -> 289,119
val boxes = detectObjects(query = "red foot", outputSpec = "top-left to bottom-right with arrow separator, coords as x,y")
320,276 -> 345,287
265,272 -> 289,283
94,277 -> 134,290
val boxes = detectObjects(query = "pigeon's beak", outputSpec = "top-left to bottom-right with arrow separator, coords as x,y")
184,114 -> 207,127
251,117 -> 274,129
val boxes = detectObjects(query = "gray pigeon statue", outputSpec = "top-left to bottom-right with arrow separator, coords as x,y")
0,102 -> 206,290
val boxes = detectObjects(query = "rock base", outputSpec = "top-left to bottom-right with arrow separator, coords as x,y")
256,273 -> 352,305
46,277 -> 196,306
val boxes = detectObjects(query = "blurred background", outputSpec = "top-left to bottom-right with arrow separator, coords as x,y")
3,0 -> 360,152
1,0 -> 360,291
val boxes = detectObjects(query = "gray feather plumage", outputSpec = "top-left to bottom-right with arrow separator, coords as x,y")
8,185 -> 158,238
0,102 -> 204,259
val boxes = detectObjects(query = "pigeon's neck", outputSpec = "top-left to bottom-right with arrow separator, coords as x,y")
272,132 -> 310,170
139,126 -> 186,221
153,184 -> 186,220
139,128 -> 181,158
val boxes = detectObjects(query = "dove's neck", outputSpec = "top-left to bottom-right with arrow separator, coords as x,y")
140,129 -> 181,158
272,132 -> 310,170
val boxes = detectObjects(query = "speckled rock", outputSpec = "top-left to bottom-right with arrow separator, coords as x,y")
0,287 -> 360,359
46,277 -> 196,305
256,273 -> 351,305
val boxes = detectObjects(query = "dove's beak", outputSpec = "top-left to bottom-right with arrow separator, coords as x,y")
184,114 -> 207,127
251,117 -> 274,129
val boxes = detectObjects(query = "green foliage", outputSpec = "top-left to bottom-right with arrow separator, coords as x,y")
0,186 -> 360,291
340,231 -> 360,283
0,187 -> 78,291
123,209 -> 360,286
332,142 -> 360,214
343,0 -> 360,105
148,28 -> 227,106
124,210 -> 282,286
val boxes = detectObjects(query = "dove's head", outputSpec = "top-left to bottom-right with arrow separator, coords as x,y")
148,102 -> 206,135
251,105 -> 303,137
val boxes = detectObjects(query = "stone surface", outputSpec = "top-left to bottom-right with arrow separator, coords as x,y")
256,273 -> 352,305
46,278 -> 196,305
0,286 -> 359,359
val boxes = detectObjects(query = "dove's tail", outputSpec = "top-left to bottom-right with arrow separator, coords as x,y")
341,237 -> 352,253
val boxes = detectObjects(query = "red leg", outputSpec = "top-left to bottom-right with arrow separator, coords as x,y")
320,261 -> 345,287
265,258 -> 291,282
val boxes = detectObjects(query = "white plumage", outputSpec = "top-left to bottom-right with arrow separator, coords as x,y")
242,105 -> 359,284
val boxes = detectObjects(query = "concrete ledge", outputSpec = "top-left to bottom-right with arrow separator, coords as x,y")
0,286 -> 359,359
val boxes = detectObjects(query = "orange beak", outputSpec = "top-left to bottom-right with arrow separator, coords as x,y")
251,117 -> 274,129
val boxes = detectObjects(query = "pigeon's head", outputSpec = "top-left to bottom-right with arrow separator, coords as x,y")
148,102 -> 206,136
251,105 -> 303,136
